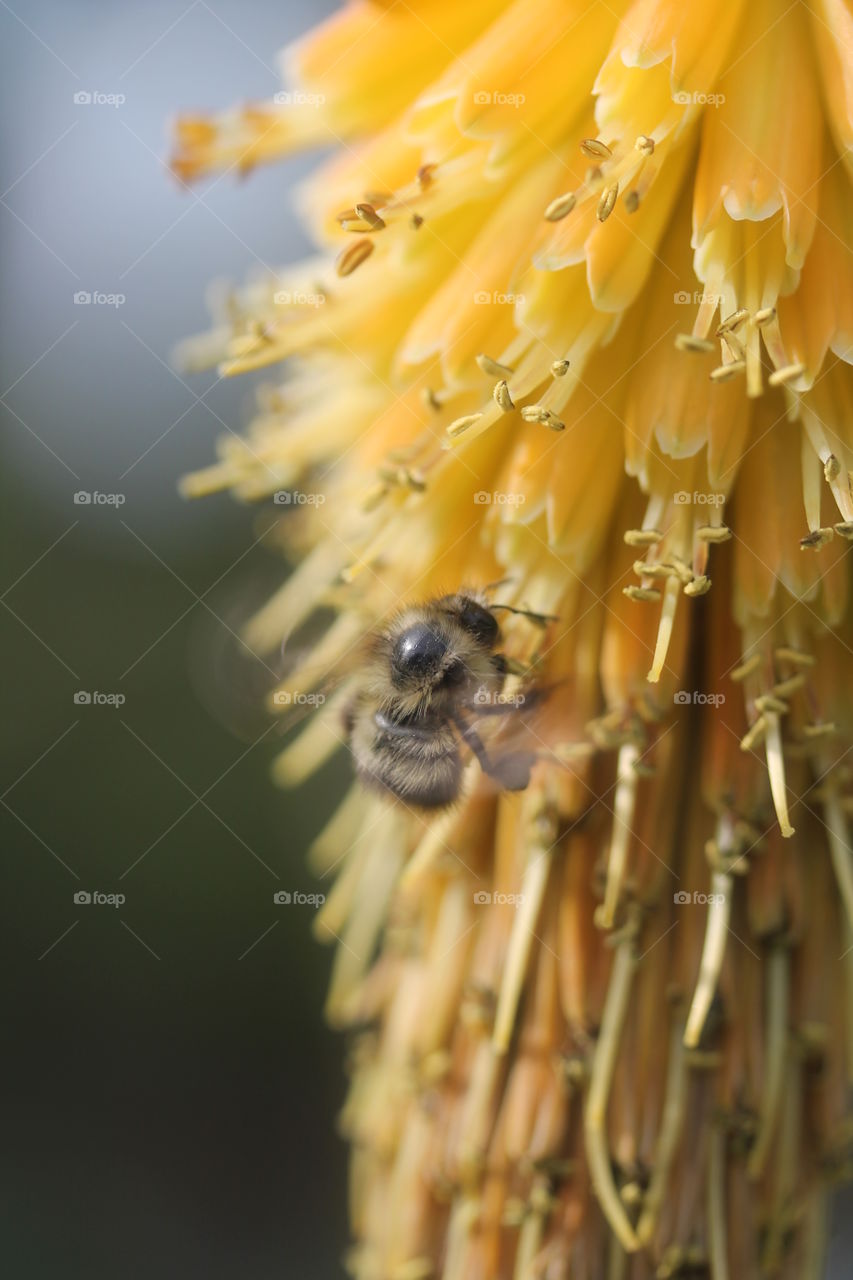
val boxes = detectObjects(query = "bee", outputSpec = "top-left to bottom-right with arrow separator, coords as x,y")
347,592 -> 552,809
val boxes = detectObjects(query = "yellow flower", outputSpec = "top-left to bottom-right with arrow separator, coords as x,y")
175,1 -> 853,1274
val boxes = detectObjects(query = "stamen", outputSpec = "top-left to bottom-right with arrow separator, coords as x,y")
802,721 -> 836,738
696,525 -> 732,543
753,306 -> 776,326
755,693 -> 789,715
335,239 -> 374,277
624,528 -> 663,547
683,869 -> 733,1047
799,527 -> 834,549
597,183 -> 619,222
623,585 -> 661,602
684,575 -> 711,597
355,202 -> 385,230
493,379 -> 514,412
710,360 -> 746,382
623,190 -> 640,213
716,309 -> 750,336
647,577 -> 680,683
747,946 -> 789,1177
544,192 -> 577,222
823,789 -> 853,932
550,359 -> 570,377
835,521 -> 853,539
635,135 -> 655,155
764,713 -> 795,837
580,138 -> 612,159
492,812 -> 556,1054
520,405 -> 565,431
740,716 -> 767,752
768,362 -> 805,387
416,163 -> 435,189
636,1015 -> 686,1245
420,386 -> 442,411
584,928 -> 640,1252
476,352 -> 514,377
774,647 -> 815,667
731,654 -> 761,682
446,413 -> 483,439
600,743 -> 639,928
824,454 -> 841,482
675,334 -> 716,354
771,673 -> 806,698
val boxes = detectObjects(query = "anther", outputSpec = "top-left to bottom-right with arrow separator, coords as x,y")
335,239 -> 374,277
544,192 -> 577,222
768,362 -> 805,387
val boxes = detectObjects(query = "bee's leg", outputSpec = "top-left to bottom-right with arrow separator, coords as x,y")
453,718 -> 535,791
490,603 -> 559,627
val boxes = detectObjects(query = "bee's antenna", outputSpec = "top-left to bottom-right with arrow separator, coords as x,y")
490,603 -> 558,627
484,576 -> 515,593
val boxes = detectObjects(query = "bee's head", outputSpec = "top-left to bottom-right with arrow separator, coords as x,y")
387,596 -> 501,703
391,621 -> 463,691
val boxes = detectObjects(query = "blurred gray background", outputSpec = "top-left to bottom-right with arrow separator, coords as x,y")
0,1 -> 850,1276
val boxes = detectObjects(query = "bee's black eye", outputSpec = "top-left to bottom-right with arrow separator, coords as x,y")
456,599 -> 499,646
392,623 -> 448,680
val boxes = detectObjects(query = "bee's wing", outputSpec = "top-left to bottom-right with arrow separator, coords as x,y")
188,567 -> 368,745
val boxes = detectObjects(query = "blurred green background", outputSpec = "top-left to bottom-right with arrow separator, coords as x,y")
1,2 -> 349,1275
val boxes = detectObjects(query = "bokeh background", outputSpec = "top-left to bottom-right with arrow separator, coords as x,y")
0,2 -> 850,1276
